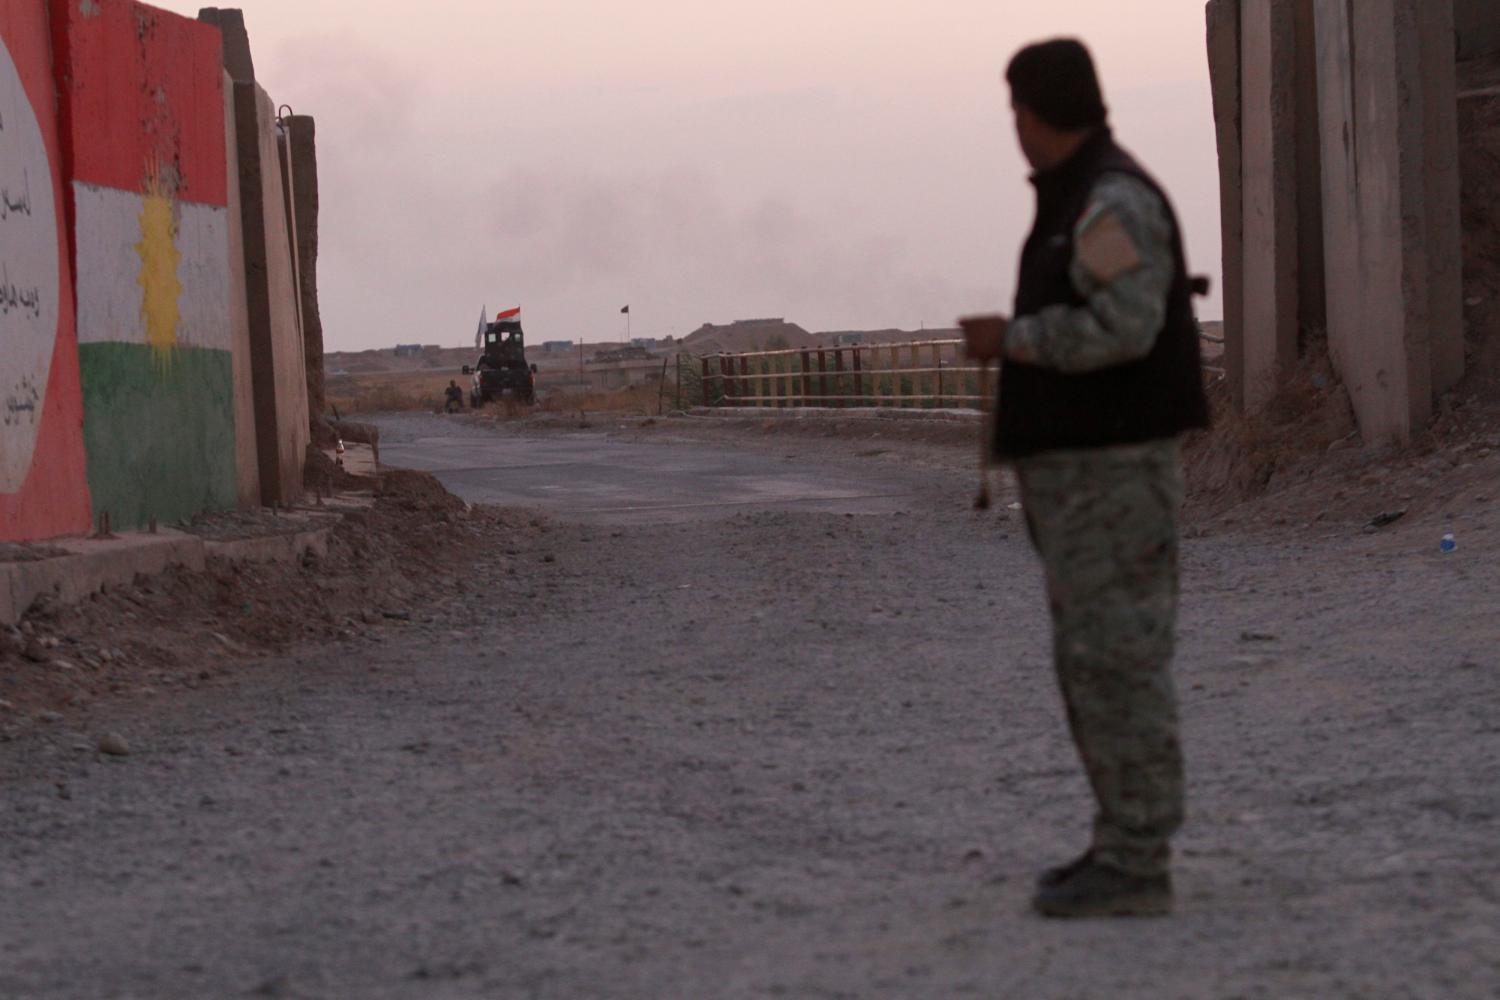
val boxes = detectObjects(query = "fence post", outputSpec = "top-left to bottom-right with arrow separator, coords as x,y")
800,349 -> 811,408
817,346 -> 828,406
701,357 -> 711,407
933,343 -> 944,408
833,347 -> 847,407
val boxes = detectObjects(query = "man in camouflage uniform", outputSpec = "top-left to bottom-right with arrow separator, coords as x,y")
962,39 -> 1210,918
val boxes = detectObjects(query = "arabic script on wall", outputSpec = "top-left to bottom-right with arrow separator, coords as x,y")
0,35 -> 61,493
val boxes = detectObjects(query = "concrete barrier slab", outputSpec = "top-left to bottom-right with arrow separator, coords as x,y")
0,530 -> 205,626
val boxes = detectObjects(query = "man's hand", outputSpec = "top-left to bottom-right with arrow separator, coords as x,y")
959,314 -> 1009,362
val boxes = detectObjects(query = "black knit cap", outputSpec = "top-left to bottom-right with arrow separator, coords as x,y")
1006,38 -> 1108,130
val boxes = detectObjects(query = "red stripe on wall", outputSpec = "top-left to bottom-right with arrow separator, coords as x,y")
55,0 -> 228,208
0,0 -> 94,541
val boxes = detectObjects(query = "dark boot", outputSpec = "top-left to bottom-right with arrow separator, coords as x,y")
1031,858 -> 1172,918
1037,849 -> 1094,889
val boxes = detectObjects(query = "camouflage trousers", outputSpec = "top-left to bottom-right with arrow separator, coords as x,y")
1016,438 -> 1185,877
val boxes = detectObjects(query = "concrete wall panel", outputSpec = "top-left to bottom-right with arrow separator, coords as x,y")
1314,0 -> 1462,443
1422,0 -> 1466,396
0,0 -> 93,541
233,81 -> 309,505
1240,0 -> 1301,408
1456,0 -> 1500,62
1206,0 -> 1246,408
55,0 -> 240,528
223,69 -> 260,509
286,116 -> 327,422
1292,0 -> 1326,338
1316,0 -> 1395,439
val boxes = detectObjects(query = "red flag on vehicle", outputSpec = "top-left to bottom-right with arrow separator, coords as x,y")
495,306 -> 521,320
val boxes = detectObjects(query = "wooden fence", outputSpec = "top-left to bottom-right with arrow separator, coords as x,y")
699,340 -> 986,410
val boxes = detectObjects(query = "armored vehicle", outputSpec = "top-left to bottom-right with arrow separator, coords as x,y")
463,317 -> 538,406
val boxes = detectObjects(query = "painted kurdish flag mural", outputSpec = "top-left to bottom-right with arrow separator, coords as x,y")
59,0 -> 238,529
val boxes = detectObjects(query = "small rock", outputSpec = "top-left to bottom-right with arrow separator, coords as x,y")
22,642 -> 49,663
50,658 -> 78,672
1239,631 -> 1279,643
36,710 -> 62,723
97,732 -> 130,756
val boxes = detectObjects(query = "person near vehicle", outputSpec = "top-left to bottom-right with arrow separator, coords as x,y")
444,380 -> 464,413
960,38 -> 1211,918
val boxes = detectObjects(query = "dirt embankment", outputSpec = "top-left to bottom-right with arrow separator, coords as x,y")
0,471 -> 542,730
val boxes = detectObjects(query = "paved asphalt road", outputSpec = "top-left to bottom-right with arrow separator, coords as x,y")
376,417 -> 921,523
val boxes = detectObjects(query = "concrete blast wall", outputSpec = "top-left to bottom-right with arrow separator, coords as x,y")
234,82 -> 311,506
1238,0 -> 1302,408
1456,0 -> 1500,62
53,0 -> 242,530
1313,0 -> 1463,444
1208,0 -> 1325,412
284,116 -> 327,423
223,70 -> 261,509
205,8 -> 310,507
1206,0 -> 1246,409
0,0 -> 93,542
1210,0 -> 1465,445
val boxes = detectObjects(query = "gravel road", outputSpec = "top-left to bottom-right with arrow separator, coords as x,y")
2,413 -> 1497,999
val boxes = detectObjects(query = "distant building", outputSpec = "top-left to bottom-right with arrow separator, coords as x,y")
393,344 -> 423,357
542,340 -> 575,353
835,332 -> 865,346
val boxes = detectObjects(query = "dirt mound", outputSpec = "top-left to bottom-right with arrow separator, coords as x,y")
377,469 -> 467,514
0,476 -> 541,728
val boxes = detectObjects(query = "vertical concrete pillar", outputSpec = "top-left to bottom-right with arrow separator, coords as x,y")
1313,0 -> 1461,444
284,116 -> 327,422
201,7 -> 309,504
236,82 -> 310,505
1421,0 -> 1465,396
222,69 -> 260,509
1240,0 -> 1301,409
1206,0 -> 1246,408
1292,0 -> 1326,340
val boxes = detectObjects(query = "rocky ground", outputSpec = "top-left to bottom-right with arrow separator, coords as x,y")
0,408 -> 1497,999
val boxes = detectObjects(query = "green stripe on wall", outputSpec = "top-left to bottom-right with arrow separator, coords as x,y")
78,342 -> 239,529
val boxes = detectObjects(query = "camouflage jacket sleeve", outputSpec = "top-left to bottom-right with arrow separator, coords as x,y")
1004,172 -> 1175,374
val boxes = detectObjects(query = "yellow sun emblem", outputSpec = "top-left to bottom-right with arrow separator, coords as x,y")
135,159 -> 183,367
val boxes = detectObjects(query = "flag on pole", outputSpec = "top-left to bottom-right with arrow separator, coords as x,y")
495,306 -> 522,320
620,305 -> 630,314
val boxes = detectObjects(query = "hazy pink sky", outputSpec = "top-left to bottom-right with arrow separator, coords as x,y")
156,1 -> 1222,351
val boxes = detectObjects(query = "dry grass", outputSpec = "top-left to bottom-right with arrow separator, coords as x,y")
326,371 -> 461,414
537,383 -> 675,417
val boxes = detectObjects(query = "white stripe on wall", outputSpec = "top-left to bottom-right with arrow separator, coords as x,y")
73,182 -> 233,352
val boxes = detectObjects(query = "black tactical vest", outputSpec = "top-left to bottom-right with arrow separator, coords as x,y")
994,130 -> 1210,458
